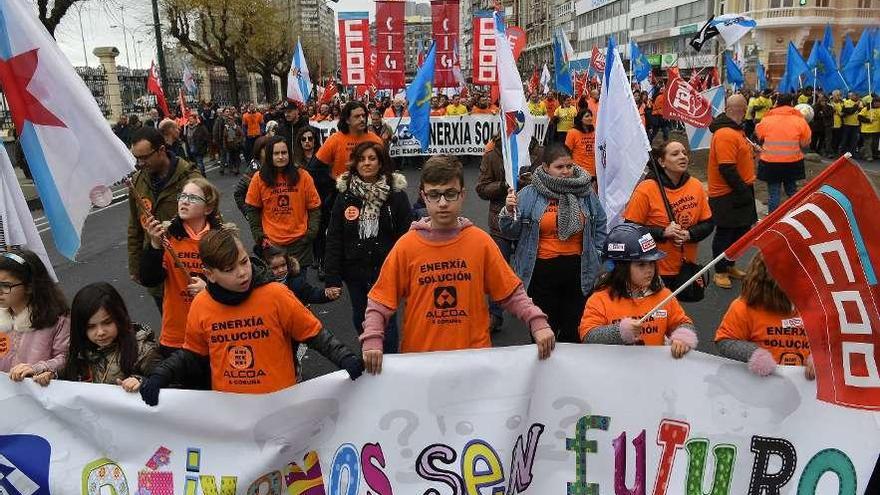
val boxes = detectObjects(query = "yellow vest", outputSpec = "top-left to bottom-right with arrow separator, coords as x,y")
746,97 -> 757,120
860,107 -> 880,133
528,101 -> 547,116
446,104 -> 468,116
831,101 -> 843,128
843,100 -> 861,126
797,95 -> 810,105
555,106 -> 577,131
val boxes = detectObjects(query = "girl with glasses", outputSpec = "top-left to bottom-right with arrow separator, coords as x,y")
139,178 -> 224,359
0,250 -> 70,386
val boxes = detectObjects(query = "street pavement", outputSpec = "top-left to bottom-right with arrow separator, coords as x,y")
37,160 -> 746,381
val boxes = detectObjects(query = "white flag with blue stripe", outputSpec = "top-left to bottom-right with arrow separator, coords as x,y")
0,0 -> 135,260
287,39 -> 312,104
685,86 -> 725,151
494,10 -> 533,190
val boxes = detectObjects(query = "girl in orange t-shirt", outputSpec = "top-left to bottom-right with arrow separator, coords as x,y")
579,224 -> 697,358
141,177 -> 222,356
245,136 -> 322,266
623,140 -> 713,289
564,109 -> 597,177
715,255 -> 815,379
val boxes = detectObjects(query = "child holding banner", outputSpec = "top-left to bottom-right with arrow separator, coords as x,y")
359,156 -> 556,374
714,255 -> 815,379
0,251 -> 69,386
579,224 -> 697,358
138,228 -> 363,405
62,282 -> 161,391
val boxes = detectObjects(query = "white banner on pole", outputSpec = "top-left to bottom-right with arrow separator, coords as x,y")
312,115 -> 549,157
3,346 -> 879,494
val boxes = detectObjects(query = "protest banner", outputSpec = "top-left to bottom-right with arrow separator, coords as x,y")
311,115 -> 550,157
4,346 -> 879,495
337,12 -> 371,86
375,1 -> 406,90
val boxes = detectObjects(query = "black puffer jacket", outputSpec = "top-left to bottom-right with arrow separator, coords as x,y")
324,172 -> 412,287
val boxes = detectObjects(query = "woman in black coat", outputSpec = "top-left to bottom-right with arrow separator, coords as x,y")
324,141 -> 412,354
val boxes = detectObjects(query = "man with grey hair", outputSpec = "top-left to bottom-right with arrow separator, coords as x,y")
707,94 -> 757,289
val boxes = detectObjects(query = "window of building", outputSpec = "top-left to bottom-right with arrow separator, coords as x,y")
612,1 -> 620,17
816,0 -> 828,6
858,0 -> 871,7
632,15 -> 644,30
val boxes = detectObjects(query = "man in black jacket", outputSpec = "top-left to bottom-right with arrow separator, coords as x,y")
275,101 -> 322,153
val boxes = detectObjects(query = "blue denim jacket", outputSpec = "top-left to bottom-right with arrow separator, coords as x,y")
498,185 -> 608,295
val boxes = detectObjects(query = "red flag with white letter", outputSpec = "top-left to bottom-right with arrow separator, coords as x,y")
375,0 -> 405,89
590,46 -> 606,74
431,0 -> 460,88
147,60 -> 169,117
337,12 -> 371,86
726,157 -> 880,410
664,77 -> 712,127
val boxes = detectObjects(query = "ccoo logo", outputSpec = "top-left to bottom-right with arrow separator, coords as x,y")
0,435 -> 51,495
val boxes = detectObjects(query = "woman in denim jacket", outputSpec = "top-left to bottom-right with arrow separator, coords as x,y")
499,144 -> 607,343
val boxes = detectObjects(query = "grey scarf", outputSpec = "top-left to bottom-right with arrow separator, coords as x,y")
529,166 -> 593,240
349,174 -> 391,239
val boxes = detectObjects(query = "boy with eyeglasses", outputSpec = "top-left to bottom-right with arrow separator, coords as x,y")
360,156 -> 556,374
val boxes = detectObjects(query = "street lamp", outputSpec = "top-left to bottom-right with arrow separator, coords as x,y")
109,22 -> 131,68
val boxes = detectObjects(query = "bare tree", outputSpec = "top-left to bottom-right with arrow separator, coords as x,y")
244,7 -> 292,103
35,0 -> 87,37
163,0 -> 268,107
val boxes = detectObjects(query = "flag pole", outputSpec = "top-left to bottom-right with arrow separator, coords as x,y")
636,252 -> 728,325
813,68 -> 817,106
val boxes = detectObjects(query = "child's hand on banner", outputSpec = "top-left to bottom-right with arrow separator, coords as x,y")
533,327 -> 556,360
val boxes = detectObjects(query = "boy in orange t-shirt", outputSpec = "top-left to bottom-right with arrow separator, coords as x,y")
360,156 -> 556,374
715,255 -> 814,379
138,228 -> 363,405
580,224 -> 697,358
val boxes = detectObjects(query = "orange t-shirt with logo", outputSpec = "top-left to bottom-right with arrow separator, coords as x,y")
579,288 -> 692,345
184,282 -> 321,393
159,235 -> 205,348
707,127 -> 756,197
368,226 -> 522,353
564,128 -> 596,176
315,131 -> 384,178
715,297 -> 811,366
245,169 -> 321,245
242,112 -> 264,137
538,200 -> 583,259
623,177 -> 712,276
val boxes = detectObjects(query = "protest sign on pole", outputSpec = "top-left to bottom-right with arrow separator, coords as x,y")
472,10 -> 496,85
375,0 -> 406,90
430,0 -> 460,88
4,346 -> 879,495
337,12 -> 370,86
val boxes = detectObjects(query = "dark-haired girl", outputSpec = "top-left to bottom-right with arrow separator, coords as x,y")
0,251 -> 69,386
579,224 -> 697,359
245,135 -> 322,265
499,143 -> 607,343
564,108 -> 597,177
63,282 -> 161,391
141,177 -> 222,356
623,140 -> 714,290
325,142 -> 411,353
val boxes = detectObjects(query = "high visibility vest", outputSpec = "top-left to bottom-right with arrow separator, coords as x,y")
860,107 -> 880,134
755,107 -> 811,163
831,101 -> 843,128
843,100 -> 860,126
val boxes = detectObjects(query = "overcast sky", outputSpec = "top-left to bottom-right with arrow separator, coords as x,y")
54,0 -> 378,69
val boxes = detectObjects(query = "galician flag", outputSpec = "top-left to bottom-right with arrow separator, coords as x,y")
540,63 -> 551,93
494,10 -> 533,190
595,36 -> 650,228
0,0 -> 135,259
182,65 -> 197,94
287,38 -> 312,104
0,145 -> 55,280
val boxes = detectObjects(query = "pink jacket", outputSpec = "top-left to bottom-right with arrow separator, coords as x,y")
0,310 -> 70,375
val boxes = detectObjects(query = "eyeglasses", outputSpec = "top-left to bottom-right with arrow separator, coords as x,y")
0,282 -> 24,295
423,189 -> 462,203
177,192 -> 206,204
301,136 -> 315,142
132,148 -> 159,163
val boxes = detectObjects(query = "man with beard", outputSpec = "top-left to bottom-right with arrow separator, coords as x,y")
276,101 -> 322,153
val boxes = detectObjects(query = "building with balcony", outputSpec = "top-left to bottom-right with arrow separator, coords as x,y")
628,0 -> 716,76
519,0 -> 555,71
723,0 -> 878,86
284,0 -> 337,75
574,0 -> 632,66
404,15 -> 433,76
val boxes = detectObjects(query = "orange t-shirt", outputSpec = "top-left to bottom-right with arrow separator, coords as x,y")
245,169 -> 321,245
707,127 -> 756,197
159,235 -> 205,348
315,131 -> 384,178
471,106 -> 499,115
384,107 -> 409,118
368,226 -> 522,353
654,93 -> 667,117
579,288 -> 692,345
242,112 -> 264,137
564,128 -> 596,176
537,200 -> 583,259
184,282 -> 321,393
623,177 -> 712,276
544,99 -> 559,118
715,297 -> 811,366
587,99 -> 600,126
430,108 -> 447,116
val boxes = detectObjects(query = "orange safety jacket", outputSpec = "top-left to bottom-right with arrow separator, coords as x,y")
754,106 -> 812,163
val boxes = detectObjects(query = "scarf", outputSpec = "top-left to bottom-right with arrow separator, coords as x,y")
348,174 -> 391,239
206,257 -> 273,306
183,222 -> 211,241
0,307 -> 32,333
529,166 -> 593,240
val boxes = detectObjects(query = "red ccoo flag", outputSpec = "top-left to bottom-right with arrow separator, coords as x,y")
725,156 -> 880,410
319,79 -> 338,104
147,60 -> 170,117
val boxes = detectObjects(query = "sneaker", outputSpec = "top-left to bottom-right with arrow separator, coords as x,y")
490,314 -> 503,333
713,272 -> 732,289
728,267 -> 747,280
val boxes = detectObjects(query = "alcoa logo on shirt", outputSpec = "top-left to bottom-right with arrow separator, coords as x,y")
0,435 -> 51,495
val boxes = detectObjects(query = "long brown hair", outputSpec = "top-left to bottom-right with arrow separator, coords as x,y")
741,255 -> 793,314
